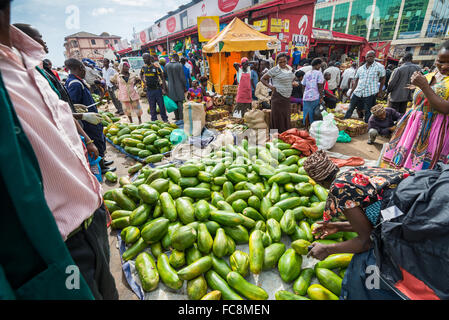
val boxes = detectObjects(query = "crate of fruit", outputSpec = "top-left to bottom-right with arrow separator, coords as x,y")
343,119 -> 368,137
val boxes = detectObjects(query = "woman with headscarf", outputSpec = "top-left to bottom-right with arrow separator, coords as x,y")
303,150 -> 412,300
111,61 -> 143,124
381,40 -> 449,171
233,57 -> 253,117
261,53 -> 297,133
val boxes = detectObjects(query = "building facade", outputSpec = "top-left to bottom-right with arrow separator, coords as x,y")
314,0 -> 449,66
64,32 -> 121,63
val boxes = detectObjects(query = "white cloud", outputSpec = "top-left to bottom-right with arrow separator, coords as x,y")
92,7 -> 115,16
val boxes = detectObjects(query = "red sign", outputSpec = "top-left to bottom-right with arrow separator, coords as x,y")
139,31 -> 147,44
167,17 -> 177,33
218,0 -> 239,13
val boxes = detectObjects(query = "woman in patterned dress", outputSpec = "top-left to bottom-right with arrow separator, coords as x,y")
302,151 -> 411,299
381,41 -> 449,171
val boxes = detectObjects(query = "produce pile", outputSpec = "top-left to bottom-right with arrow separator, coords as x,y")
104,139 -> 356,300
206,108 -> 230,122
99,111 -> 121,126
103,120 -> 177,164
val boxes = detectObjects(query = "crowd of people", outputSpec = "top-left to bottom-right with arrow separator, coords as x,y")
1,0 -> 449,300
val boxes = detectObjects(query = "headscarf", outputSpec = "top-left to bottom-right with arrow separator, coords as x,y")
303,150 -> 339,182
241,57 -> 249,64
371,104 -> 385,117
118,61 -> 130,73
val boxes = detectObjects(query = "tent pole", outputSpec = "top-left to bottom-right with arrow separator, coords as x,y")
219,52 -> 222,95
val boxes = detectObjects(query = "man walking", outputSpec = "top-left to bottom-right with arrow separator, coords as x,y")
339,62 -> 357,102
387,53 -> 420,114
344,51 -> 386,123
140,53 -> 169,122
65,58 -> 116,173
165,53 -> 187,121
292,47 -> 302,70
102,58 -> 124,115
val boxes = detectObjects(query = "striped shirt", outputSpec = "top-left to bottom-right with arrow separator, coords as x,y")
0,26 -> 103,241
353,62 -> 386,98
267,65 -> 296,98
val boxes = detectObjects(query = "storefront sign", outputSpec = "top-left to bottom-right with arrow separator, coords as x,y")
253,19 -> 268,32
283,19 -> 290,33
271,18 -> 284,33
198,16 -> 220,42
292,34 -> 309,46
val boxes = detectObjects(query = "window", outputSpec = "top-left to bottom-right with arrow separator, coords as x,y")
333,2 -> 350,33
114,39 -> 118,44
71,40 -> 78,48
314,6 -> 333,30
347,0 -> 373,37
91,39 -> 96,45
398,0 -> 430,39
369,0 -> 402,41
105,39 -> 110,45
426,0 -> 449,38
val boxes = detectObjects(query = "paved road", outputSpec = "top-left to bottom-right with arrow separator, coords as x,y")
99,100 -> 387,299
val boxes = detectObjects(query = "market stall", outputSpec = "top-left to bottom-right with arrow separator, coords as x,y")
202,17 -> 280,95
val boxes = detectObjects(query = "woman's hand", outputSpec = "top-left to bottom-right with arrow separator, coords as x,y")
312,221 -> 340,239
411,71 -> 428,89
86,142 -> 99,160
308,243 -> 331,261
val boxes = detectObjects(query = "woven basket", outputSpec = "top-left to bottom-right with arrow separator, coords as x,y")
346,123 -> 368,137
334,119 -> 348,131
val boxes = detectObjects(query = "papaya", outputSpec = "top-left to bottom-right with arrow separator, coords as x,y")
171,225 -> 197,251
315,254 -> 354,270
262,243 -> 286,270
135,252 -> 159,292
201,290 -> 222,300
197,223 -> 214,254
229,250 -> 249,277
291,239 -> 312,255
280,210 -> 296,235
249,230 -> 264,274
141,217 -> 170,244
307,284 -> 339,300
275,290 -> 310,300
175,197 -> 195,225
177,256 -> 212,281
120,226 -> 140,245
129,204 -> 151,226
194,200 -> 210,221
156,253 -> 183,290
212,228 -> 228,258
293,268 -> 314,296
205,270 -> 243,300
186,243 -> 203,265
266,218 -> 282,243
227,271 -> 268,300
278,249 -> 302,283
169,249 -> 186,269
187,275 -> 208,300
316,267 -> 343,296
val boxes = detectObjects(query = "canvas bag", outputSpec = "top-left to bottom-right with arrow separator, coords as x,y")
183,101 -> 206,137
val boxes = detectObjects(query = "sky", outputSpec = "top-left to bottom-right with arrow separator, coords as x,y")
11,0 -> 183,67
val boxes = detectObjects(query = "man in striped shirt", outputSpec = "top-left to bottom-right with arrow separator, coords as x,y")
0,19 -> 118,298
344,51 -> 386,123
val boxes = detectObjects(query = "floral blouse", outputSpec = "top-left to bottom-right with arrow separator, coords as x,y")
323,167 -> 412,224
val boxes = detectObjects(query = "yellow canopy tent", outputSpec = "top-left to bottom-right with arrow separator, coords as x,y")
202,17 -> 279,94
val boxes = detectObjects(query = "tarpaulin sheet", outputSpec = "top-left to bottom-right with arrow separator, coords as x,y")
116,233 -> 321,300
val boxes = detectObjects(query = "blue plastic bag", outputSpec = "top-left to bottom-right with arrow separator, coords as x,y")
80,136 -> 102,182
164,95 -> 178,113
170,129 -> 187,145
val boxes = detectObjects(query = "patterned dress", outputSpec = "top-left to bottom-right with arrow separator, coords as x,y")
323,167 -> 411,225
381,72 -> 449,171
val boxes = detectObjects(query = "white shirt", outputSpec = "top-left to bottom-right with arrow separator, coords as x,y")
325,66 -> 341,91
102,66 -> 117,88
84,65 -> 100,85
185,62 -> 193,75
340,67 -> 356,89
299,65 -> 313,74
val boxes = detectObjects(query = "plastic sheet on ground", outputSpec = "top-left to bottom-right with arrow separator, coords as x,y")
116,233 -> 322,300
326,151 -> 377,172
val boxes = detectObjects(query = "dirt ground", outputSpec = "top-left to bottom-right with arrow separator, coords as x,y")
99,100 -> 387,300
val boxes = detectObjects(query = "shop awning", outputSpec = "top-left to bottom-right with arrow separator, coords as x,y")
203,17 -> 279,53
117,48 -> 132,55
311,28 -> 366,45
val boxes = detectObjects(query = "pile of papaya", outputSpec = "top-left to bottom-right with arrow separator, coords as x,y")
103,119 -> 177,164
104,138 -> 357,300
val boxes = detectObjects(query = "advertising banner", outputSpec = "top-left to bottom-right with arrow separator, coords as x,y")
198,16 -> 220,42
